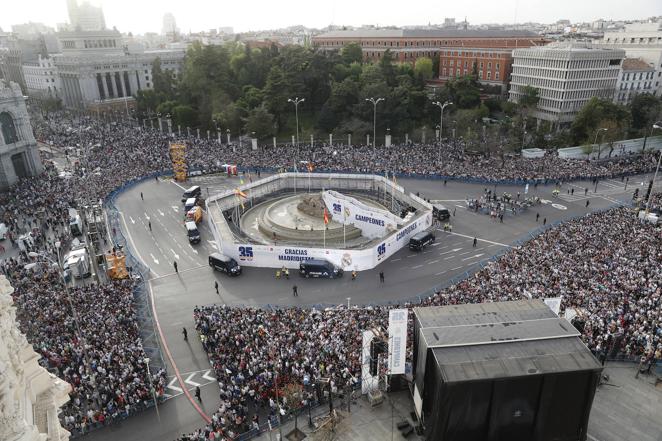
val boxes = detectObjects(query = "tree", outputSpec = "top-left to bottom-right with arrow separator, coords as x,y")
341,43 -> 363,65
151,57 -> 175,98
414,57 -> 434,80
629,93 -> 661,133
244,105 -> 275,139
571,97 -> 630,145
171,105 -> 196,128
445,76 -> 481,109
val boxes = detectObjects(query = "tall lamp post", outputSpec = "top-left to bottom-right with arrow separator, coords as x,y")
288,97 -> 305,158
432,100 -> 452,161
593,127 -> 608,159
645,122 -> 662,215
365,97 -> 384,158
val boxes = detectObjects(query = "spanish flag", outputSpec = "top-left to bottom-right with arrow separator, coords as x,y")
323,207 -> 329,225
234,189 -> 248,199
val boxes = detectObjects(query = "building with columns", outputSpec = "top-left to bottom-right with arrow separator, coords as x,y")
0,81 -> 44,190
52,29 -> 185,109
509,43 -> 625,125
0,275 -> 71,441
23,55 -> 61,100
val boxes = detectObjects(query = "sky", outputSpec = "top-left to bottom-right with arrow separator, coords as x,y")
2,0 -> 661,34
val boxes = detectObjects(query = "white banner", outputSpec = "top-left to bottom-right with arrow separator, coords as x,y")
361,330 -> 378,394
544,296 -> 563,316
388,309 -> 408,375
322,190 -> 401,239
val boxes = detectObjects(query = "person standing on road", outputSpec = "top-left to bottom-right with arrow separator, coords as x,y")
195,386 -> 201,402
473,237 -> 477,247
586,200 -> 590,208
292,285 -> 298,297
215,281 -> 219,294
536,213 -> 540,222
585,188 -> 588,196
173,261 -> 178,273
379,271 -> 384,283
148,221 -> 151,231
182,327 -> 188,341
543,217 -> 547,226
140,192 -> 144,201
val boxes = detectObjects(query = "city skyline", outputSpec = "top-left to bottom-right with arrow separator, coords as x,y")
1,0 -> 661,35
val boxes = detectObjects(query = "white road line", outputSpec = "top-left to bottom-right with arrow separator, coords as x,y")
167,377 -> 183,393
170,249 -> 180,260
587,434 -> 601,441
149,253 -> 160,265
411,264 -> 423,269
158,209 -> 165,217
444,232 -> 512,248
406,254 -> 417,258
427,259 -> 440,265
435,270 -> 447,275
457,250 -> 474,256
430,242 -> 442,247
201,370 -> 216,382
119,212 -> 160,278
390,258 -> 402,262
462,253 -> 484,261
450,266 -> 463,271
439,248 -> 462,255
185,373 -> 201,387
444,255 -> 455,260
171,180 -> 187,190
129,215 -> 135,224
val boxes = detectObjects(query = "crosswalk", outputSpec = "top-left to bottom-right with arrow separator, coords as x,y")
163,369 -> 217,400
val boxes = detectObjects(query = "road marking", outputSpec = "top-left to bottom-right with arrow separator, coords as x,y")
411,264 -> 423,269
171,205 -> 179,212
170,249 -> 180,260
185,373 -> 201,387
119,212 -> 159,277
551,203 -> 567,210
201,370 -> 216,382
190,248 -> 199,254
406,254 -> 417,258
450,266 -> 463,271
457,250 -> 474,256
430,242 -> 442,247
171,180 -> 187,190
462,253 -> 484,261
149,253 -> 160,265
430,199 -> 465,202
167,376 -> 183,394
427,259 -> 440,265
444,232 -> 511,248
158,209 -> 165,217
391,258 -> 402,262
207,240 -> 218,249
129,215 -> 135,224
444,255 -> 455,260
439,248 -> 462,255
144,212 -> 150,220
435,270 -> 448,275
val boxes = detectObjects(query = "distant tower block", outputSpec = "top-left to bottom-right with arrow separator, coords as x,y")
169,142 -> 187,182
0,81 -> 44,190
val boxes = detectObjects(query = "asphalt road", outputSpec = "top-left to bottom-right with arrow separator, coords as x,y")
81,171 -> 660,441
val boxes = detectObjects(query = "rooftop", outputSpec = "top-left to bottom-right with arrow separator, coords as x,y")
314,29 -> 539,39
621,57 -> 654,71
414,300 -> 601,383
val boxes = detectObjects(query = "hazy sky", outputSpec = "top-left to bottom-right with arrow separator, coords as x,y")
2,0 -> 661,34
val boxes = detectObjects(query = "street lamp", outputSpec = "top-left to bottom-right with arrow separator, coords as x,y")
644,122 -> 662,215
365,97 -> 384,157
143,357 -> 161,421
288,97 -> 305,158
432,100 -> 452,161
593,127 -> 608,159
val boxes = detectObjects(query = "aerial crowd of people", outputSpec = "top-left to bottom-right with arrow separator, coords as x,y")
0,111 -> 659,439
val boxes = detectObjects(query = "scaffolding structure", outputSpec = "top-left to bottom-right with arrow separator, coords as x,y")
169,142 -> 187,182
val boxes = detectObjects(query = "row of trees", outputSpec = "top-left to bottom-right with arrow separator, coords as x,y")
135,41 -> 662,151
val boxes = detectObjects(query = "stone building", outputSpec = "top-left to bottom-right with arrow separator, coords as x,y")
0,81 -> 44,189
0,275 -> 71,441
509,43 -> 625,125
614,57 -> 656,105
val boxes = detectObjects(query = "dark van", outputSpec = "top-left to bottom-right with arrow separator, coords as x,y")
299,259 -> 343,279
409,230 -> 435,251
181,185 -> 201,202
209,253 -> 242,276
185,221 -> 201,244
432,204 -> 451,221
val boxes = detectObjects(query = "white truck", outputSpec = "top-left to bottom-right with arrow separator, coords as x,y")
63,244 -> 91,279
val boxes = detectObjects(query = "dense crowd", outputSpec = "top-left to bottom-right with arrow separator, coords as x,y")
1,111 -> 656,439
36,113 -> 659,185
185,204 -> 661,440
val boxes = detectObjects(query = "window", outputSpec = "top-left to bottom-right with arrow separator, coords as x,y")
495,71 -> 499,80
0,112 -> 19,144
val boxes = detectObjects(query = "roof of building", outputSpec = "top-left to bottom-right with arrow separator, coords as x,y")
414,300 -> 601,383
314,29 -> 539,39
621,57 -> 654,71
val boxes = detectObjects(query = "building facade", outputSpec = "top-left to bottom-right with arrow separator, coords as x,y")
0,81 -> 44,189
53,29 -> 185,109
598,22 -> 662,97
66,0 -> 106,32
312,29 -> 548,91
23,54 -> 61,99
0,275 -> 71,441
509,43 -> 625,125
614,58 -> 655,105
